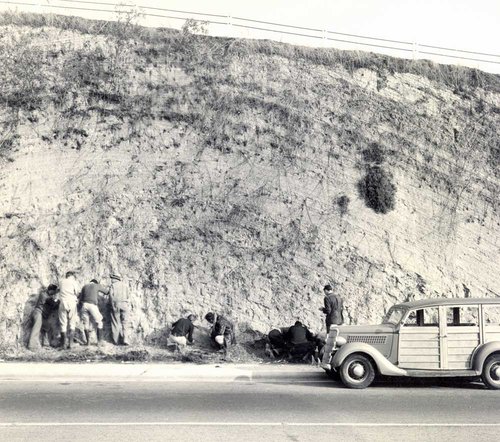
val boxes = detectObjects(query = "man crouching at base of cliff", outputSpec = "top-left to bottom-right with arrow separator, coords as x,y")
205,312 -> 236,353
79,279 -> 109,346
168,314 -> 197,350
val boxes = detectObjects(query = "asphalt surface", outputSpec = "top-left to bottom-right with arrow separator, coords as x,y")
1,373 -> 499,441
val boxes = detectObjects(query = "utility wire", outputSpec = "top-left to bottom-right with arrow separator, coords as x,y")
1,0 -> 499,64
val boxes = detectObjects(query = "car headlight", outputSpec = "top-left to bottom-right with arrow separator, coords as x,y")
336,336 -> 347,347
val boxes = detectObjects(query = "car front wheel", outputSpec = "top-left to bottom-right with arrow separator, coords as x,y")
339,354 -> 376,389
482,354 -> 500,390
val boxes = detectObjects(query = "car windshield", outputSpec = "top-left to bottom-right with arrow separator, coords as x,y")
382,307 -> 406,325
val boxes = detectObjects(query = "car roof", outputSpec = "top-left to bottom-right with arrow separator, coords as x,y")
392,297 -> 500,309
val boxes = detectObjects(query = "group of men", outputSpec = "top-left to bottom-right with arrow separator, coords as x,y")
28,271 -> 130,350
28,275 -> 342,360
167,312 -> 236,352
265,284 -> 344,361
28,270 -> 238,353
167,283 -> 344,361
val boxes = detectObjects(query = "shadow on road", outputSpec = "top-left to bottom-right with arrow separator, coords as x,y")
263,371 -> 487,390
373,376 -> 486,390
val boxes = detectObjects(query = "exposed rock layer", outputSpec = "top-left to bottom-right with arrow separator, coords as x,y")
0,16 -> 499,346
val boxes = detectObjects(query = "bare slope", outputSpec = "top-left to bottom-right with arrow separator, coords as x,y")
0,13 -> 499,347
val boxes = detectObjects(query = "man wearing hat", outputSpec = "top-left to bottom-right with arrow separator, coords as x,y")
321,283 -> 344,333
108,273 -> 130,345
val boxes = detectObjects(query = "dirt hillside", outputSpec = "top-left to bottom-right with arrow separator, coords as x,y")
0,13 -> 499,348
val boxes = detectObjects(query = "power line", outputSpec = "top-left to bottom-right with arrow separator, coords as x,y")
325,35 -> 413,53
142,12 -> 228,27
324,29 -> 412,46
0,0 -> 499,67
58,0 -> 229,18
232,23 -> 323,41
233,16 -> 323,33
420,50 -> 500,65
58,0 -> 135,7
419,43 -> 500,59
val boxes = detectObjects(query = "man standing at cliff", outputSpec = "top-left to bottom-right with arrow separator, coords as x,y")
321,283 -> 344,333
79,279 -> 109,346
58,271 -> 80,349
109,273 -> 130,345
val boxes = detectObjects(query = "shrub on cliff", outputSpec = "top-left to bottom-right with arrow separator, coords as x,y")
358,166 -> 396,214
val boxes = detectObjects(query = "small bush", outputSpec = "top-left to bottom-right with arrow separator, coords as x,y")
358,166 -> 396,214
362,142 -> 385,164
336,195 -> 350,215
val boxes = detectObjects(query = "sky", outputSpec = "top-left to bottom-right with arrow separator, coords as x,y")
157,0 -> 499,49
141,0 -> 500,73
1,0 -> 499,72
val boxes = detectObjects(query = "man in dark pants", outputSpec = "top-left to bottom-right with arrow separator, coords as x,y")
284,321 -> 316,361
79,279 -> 109,346
28,284 -> 59,350
321,283 -> 344,333
169,314 -> 197,349
108,273 -> 130,345
205,312 -> 236,351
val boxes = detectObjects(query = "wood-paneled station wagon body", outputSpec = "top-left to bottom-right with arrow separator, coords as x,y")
321,298 -> 500,389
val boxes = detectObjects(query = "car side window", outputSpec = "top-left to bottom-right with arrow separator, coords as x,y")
404,310 -> 418,326
483,306 -> 500,326
446,306 -> 479,326
423,307 -> 439,326
403,308 -> 438,327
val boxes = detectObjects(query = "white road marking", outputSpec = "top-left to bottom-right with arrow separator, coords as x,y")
1,422 -> 500,427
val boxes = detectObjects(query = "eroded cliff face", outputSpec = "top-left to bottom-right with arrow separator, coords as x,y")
0,16 -> 499,347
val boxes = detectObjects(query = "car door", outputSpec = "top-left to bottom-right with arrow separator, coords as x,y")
398,307 -> 441,369
483,304 -> 500,343
441,305 -> 480,369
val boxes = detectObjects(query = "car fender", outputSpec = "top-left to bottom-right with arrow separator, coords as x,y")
331,342 -> 408,377
472,342 -> 500,373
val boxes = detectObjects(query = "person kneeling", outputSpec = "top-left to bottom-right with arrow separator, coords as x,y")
205,312 -> 236,352
168,314 -> 197,351
285,321 -> 316,362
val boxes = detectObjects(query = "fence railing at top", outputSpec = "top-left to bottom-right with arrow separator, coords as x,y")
1,0 -> 500,69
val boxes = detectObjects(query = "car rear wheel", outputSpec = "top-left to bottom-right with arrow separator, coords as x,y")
482,354 -> 500,390
339,354 -> 376,389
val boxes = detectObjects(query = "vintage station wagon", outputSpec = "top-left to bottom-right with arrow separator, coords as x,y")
321,297 -> 500,389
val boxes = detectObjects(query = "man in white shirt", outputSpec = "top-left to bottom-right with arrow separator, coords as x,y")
58,271 -> 80,349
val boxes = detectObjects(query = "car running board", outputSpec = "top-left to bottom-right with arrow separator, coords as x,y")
404,369 -> 480,378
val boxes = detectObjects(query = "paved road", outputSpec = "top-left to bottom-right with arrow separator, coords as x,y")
0,374 -> 499,441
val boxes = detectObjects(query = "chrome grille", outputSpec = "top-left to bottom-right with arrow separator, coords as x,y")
347,335 -> 387,345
